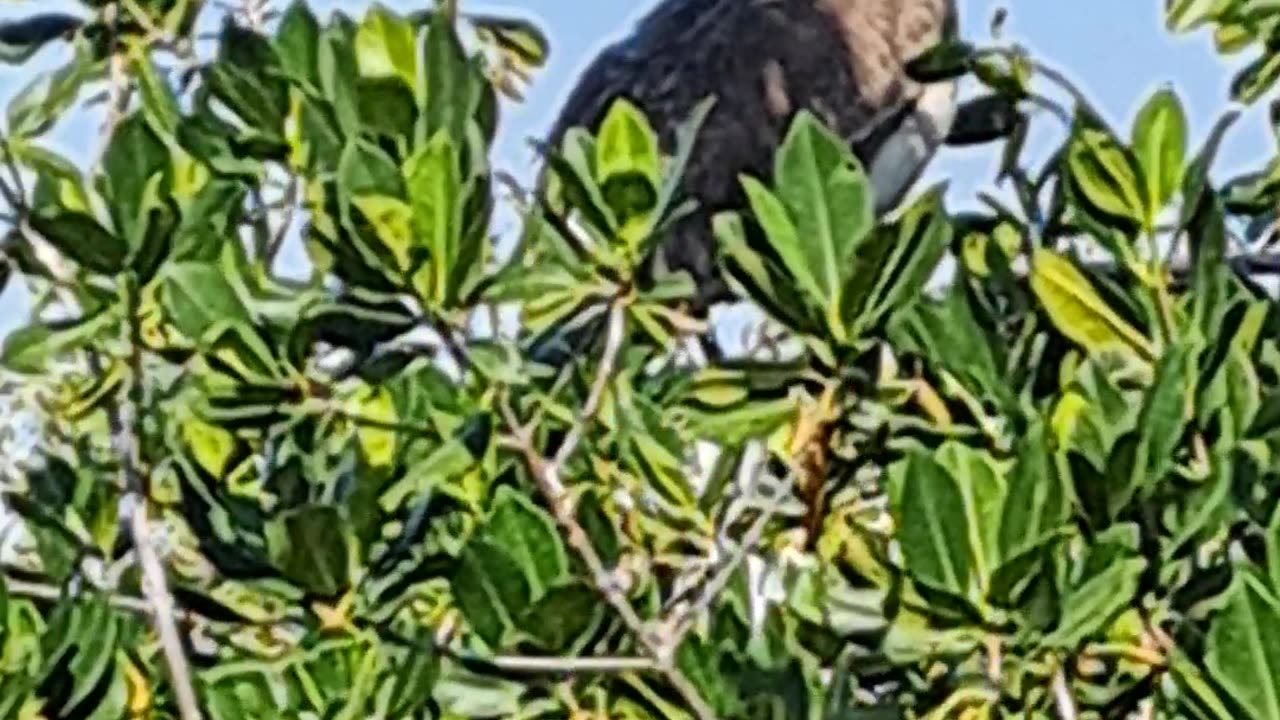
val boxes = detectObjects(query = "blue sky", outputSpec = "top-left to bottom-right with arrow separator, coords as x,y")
0,0 -> 1272,337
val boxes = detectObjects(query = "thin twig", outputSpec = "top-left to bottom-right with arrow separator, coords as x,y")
666,471 -> 787,648
501,299 -> 717,720
3,573 -> 199,625
549,301 -> 626,472
107,285 -> 202,720
1051,662 -> 1078,720
485,654 -> 656,674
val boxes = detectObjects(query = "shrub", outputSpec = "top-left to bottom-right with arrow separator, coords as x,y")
1,1 -> 1280,719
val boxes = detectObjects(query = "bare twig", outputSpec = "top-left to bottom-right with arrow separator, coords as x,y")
3,574 -> 202,624
485,654 -> 656,674
666,471 -> 787,648
94,16 -> 133,169
1051,662 -> 1078,720
107,285 -> 202,720
501,299 -> 717,720
549,300 -> 627,473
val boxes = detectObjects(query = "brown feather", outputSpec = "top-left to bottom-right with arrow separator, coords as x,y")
545,0 -> 958,311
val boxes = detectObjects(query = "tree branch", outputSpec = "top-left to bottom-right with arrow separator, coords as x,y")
501,298 -> 718,720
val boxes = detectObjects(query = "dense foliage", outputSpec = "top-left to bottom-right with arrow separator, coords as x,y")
2,0 -> 1280,718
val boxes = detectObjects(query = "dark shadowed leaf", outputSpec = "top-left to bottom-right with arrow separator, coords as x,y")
520,581 -> 600,652
28,209 -> 127,274
1129,344 -> 1190,498
274,0 -> 321,91
451,538 -> 531,648
470,15 -> 550,67
266,504 -> 354,598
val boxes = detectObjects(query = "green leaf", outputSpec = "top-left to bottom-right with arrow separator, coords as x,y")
773,112 -> 874,324
340,137 -> 405,199
421,11 -> 473,143
274,0 -> 322,92
315,19 -> 362,140
159,260 -> 251,342
470,15 -> 550,67
483,487 -> 567,596
433,660 -> 525,718
351,193 -> 415,273
266,504 -> 354,598
1044,553 -> 1145,648
741,176 -> 822,304
520,581 -> 599,652
28,209 -> 128,275
714,210 -> 823,335
1029,247 -> 1154,360
130,48 -> 180,138
355,3 -> 418,87
6,48 -> 97,138
101,113 -> 171,248
451,538 -> 531,648
1131,87 -> 1188,220
1231,52 -> 1280,104
841,187 -> 951,340
1066,124 -> 1147,226
893,448 -> 974,598
0,311 -> 120,373
998,421 -> 1069,560
1131,344 -> 1190,494
1166,0 -> 1227,33
888,280 -> 1011,409
1270,505 -> 1280,593
1206,572 -> 1280,720
405,130 -> 462,306
0,572 -> 6,650
595,98 -> 661,234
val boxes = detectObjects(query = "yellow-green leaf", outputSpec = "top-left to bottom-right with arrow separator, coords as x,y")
1067,126 -> 1147,225
352,385 -> 397,469
1030,248 -> 1154,360
181,416 -> 236,478
351,194 -> 415,273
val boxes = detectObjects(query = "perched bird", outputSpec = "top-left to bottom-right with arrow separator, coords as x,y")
544,0 -> 961,314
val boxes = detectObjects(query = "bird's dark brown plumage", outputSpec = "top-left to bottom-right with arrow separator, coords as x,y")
545,0 -> 959,312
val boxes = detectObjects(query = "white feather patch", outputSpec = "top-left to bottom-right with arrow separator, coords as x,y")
867,81 -> 957,214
